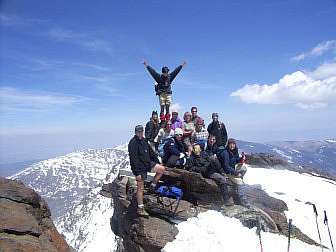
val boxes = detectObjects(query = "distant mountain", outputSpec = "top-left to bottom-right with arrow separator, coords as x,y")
237,139 -> 336,177
0,159 -> 40,177
9,147 -> 129,252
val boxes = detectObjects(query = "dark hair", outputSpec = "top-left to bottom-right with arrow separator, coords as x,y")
162,66 -> 169,73
152,111 -> 158,116
191,106 -> 197,112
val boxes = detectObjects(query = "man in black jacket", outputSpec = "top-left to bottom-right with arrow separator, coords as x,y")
207,113 -> 228,147
145,111 -> 160,152
186,144 -> 233,206
128,125 -> 166,217
143,60 -> 186,121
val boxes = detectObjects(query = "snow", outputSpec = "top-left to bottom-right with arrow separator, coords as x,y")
326,139 -> 336,143
10,144 -> 336,252
164,167 -> 336,252
163,210 -> 322,252
9,147 -> 129,252
272,147 -> 293,162
244,167 -> 336,250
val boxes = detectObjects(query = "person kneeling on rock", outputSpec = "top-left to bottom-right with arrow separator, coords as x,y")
186,144 -> 233,206
162,128 -> 188,168
128,125 -> 166,217
217,138 -> 247,179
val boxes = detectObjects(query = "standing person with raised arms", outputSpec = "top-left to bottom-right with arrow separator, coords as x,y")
143,60 -> 187,121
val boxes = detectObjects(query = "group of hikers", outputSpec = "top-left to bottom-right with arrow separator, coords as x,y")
128,61 -> 247,217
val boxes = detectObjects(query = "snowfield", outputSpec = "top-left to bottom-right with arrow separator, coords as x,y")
163,166 -> 336,252
163,210 -> 323,252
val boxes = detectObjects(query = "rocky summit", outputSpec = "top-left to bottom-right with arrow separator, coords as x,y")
0,177 -> 72,252
102,164 -> 320,252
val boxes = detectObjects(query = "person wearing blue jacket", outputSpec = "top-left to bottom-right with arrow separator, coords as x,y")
218,138 -> 246,177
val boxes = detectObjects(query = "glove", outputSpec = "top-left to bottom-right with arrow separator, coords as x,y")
179,153 -> 185,159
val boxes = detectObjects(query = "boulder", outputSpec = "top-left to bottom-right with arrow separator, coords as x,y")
107,168 -> 320,251
0,177 -> 72,252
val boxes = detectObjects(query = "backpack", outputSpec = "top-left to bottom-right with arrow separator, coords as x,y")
156,186 -> 183,199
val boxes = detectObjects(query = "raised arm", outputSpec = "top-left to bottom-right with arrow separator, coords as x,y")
143,61 -> 161,83
170,61 -> 186,81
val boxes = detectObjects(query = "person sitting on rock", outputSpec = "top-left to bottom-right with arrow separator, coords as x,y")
170,111 -> 183,130
145,111 -> 160,152
206,134 -> 218,156
182,112 -> 195,155
163,128 -> 188,168
128,125 -> 166,217
192,117 -> 208,150
207,112 -> 228,148
217,138 -> 247,178
205,134 -> 222,169
186,144 -> 233,206
154,121 -> 174,157
143,60 -> 186,121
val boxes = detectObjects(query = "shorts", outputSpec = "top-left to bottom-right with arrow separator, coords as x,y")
159,93 -> 172,106
134,161 -> 158,180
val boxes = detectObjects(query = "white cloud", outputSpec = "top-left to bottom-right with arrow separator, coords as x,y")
48,28 -> 113,54
291,40 -> 336,61
231,62 -> 336,109
0,87 -> 86,112
170,103 -> 182,114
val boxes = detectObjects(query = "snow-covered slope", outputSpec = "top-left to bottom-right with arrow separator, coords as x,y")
9,147 -> 130,252
238,139 -> 336,176
163,166 -> 336,252
8,144 -> 335,252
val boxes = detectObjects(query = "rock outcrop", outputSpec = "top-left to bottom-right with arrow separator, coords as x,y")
104,167 -> 319,252
0,177 -> 72,252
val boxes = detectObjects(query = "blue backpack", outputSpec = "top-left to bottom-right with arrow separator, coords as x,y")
156,186 -> 183,200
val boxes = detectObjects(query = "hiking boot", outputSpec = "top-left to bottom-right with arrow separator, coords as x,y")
137,207 -> 149,217
223,196 -> 235,207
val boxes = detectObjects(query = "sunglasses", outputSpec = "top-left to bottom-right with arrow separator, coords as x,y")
175,134 -> 183,137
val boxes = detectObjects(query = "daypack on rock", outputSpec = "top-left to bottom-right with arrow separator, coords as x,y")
155,186 -> 183,217
156,186 -> 183,199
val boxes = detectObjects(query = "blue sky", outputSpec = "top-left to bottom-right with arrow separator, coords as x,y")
1,0 -> 336,163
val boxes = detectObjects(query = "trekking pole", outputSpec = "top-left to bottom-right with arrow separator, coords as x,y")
312,204 -> 323,251
324,210 -> 335,252
287,219 -> 292,252
256,216 -> 264,252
